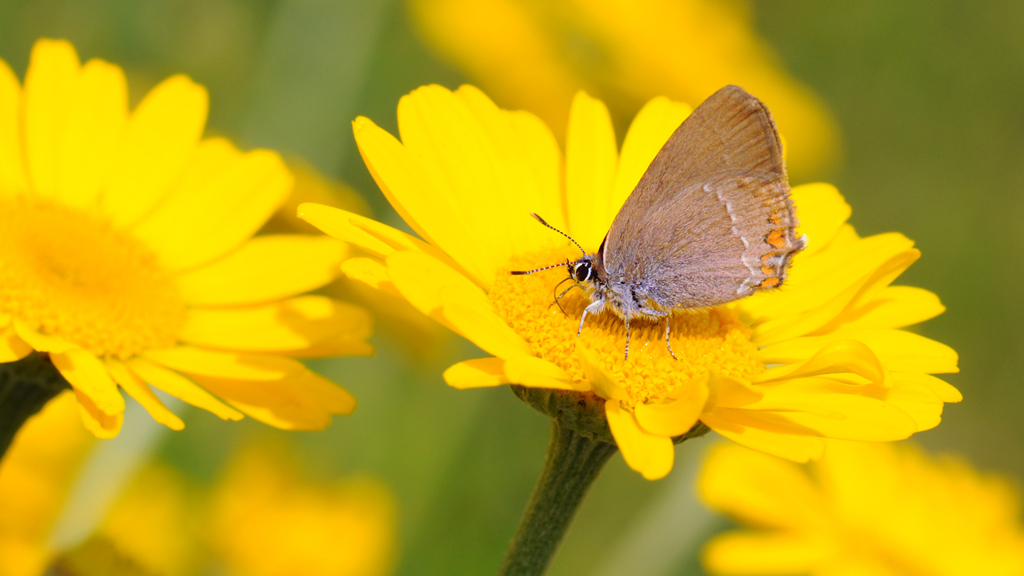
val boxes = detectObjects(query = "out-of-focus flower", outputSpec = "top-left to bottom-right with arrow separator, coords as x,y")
300,85 -> 959,479
0,392 -> 94,576
699,441 -> 1024,576
0,39 -> 371,438
408,0 -> 839,179
98,464 -> 201,576
208,442 -> 397,576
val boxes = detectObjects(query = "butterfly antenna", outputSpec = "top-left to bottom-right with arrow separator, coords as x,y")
529,213 -> 587,256
510,261 -> 567,275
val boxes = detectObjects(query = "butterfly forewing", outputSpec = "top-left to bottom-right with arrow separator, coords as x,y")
600,85 -> 803,309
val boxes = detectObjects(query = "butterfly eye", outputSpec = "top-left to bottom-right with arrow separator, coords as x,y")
573,261 -> 593,282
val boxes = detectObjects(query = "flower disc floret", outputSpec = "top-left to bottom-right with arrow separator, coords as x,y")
0,197 -> 185,358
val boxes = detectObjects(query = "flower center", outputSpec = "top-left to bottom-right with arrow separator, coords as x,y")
0,197 -> 186,358
491,248 -> 764,406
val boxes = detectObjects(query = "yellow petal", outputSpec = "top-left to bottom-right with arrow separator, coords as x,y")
698,442 -> 827,529
606,399 -> 674,480
128,357 -> 243,421
577,342 -> 628,402
440,287 -> 534,359
0,325 -> 32,362
708,373 -> 765,411
12,320 -> 77,354
755,340 -> 887,386
103,75 -> 208,227
611,96 -> 692,221
634,374 -> 708,437
104,358 -> 184,431
193,370 -> 356,430
178,296 -> 371,353
279,332 -> 375,358
12,322 -> 79,356
759,328 -> 959,374
833,285 -> 945,330
340,257 -> 403,298
565,91 -> 618,250
144,346 -> 306,381
504,356 -> 586,391
790,182 -> 851,256
0,58 -> 28,195
23,39 -> 80,198
737,379 -> 919,441
740,232 -> 915,325
51,348 -> 125,415
453,85 -> 567,256
893,371 -> 961,403
505,108 -> 564,230
752,246 -> 920,345
883,377 -> 944,431
56,58 -> 127,208
175,235 -> 348,306
443,357 -> 510,389
133,148 -> 291,271
701,409 -> 825,462
393,85 -> 562,287
73,388 -> 123,439
297,203 -> 435,260
702,532 -> 833,575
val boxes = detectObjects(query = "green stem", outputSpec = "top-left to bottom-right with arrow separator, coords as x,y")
0,352 -> 70,462
498,421 -> 618,576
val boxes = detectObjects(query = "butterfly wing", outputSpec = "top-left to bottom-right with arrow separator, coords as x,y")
600,85 -> 805,310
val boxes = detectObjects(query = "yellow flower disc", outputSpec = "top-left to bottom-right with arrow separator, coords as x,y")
491,248 -> 764,406
0,197 -> 185,358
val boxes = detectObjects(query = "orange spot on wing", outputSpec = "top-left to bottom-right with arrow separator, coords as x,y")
766,229 -> 787,249
758,277 -> 781,289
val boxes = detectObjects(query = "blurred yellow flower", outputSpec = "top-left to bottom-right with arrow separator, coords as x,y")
0,39 -> 371,438
699,441 -> 1024,576
80,441 -> 396,576
208,443 -> 397,576
99,464 -> 200,576
301,85 -> 959,479
408,0 -> 839,179
0,392 -> 93,576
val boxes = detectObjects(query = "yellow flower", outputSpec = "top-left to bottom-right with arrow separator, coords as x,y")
699,441 -> 1024,576
407,0 -> 839,179
301,84 -> 960,480
0,39 -> 371,437
0,392 -> 93,576
207,442 -> 397,576
80,441 -> 396,576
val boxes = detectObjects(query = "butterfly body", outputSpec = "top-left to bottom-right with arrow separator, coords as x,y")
515,85 -> 806,359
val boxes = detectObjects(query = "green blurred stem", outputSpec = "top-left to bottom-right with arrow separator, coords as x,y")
0,352 -> 70,462
498,421 -> 618,576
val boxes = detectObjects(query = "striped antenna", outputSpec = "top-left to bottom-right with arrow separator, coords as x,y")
529,213 -> 587,256
510,261 -> 567,275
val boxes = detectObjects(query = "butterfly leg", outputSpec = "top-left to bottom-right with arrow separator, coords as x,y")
577,308 -> 590,337
624,317 -> 631,360
664,315 -> 678,361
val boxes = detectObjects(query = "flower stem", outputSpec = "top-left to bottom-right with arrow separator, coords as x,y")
498,421 -> 618,576
0,352 -> 70,462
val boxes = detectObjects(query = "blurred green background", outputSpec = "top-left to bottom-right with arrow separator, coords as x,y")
1,0 -> 1020,575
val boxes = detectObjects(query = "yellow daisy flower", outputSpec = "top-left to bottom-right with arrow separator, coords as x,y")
407,0 -> 839,179
300,84 -> 960,480
0,39 -> 370,438
699,441 -> 1024,575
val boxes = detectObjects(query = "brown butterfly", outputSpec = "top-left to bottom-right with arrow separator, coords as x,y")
513,85 -> 806,359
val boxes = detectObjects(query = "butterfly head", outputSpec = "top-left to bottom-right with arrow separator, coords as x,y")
569,257 -> 595,283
